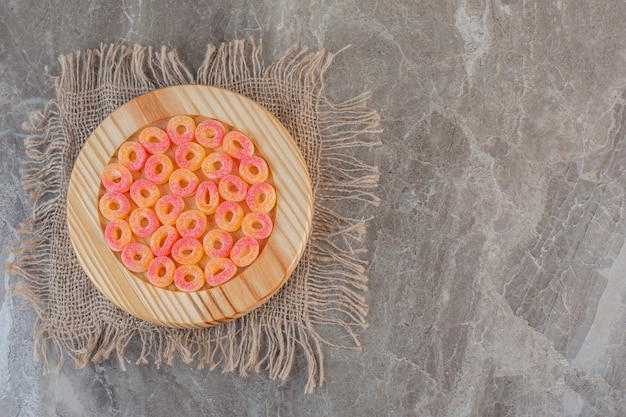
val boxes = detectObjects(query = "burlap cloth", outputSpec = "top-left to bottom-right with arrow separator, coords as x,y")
9,38 -> 380,392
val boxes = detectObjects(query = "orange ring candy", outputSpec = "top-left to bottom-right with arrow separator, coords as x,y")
99,191 -> 131,220
138,126 -> 170,154
129,179 -> 161,208
218,174 -> 249,202
168,168 -> 199,198
201,152 -> 233,180
230,236 -> 260,267
175,142 -> 206,171
202,229 -> 234,258
121,242 -> 154,272
195,119 -> 225,148
155,194 -> 185,225
239,156 -> 269,184
129,207 -> 160,238
144,154 -> 174,185
117,141 -> 147,172
204,258 -> 237,286
101,163 -> 133,192
174,264 -> 205,292
245,182 -> 276,213
241,212 -> 273,240
171,237 -> 203,265
223,131 -> 254,159
150,225 -> 179,257
214,201 -> 244,232
147,256 -> 176,288
167,115 -> 196,145
195,181 -> 219,215
104,219 -> 132,251
175,210 -> 207,239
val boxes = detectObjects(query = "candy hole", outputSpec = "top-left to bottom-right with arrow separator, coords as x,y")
232,140 -> 243,151
133,253 -> 142,261
212,161 -> 222,170
185,152 -> 194,161
188,219 -> 197,229
225,211 -> 234,222
181,249 -> 192,256
256,193 -> 266,204
155,163 -> 163,174
204,128 -> 216,139
149,135 -> 159,143
141,189 -> 150,198
176,125 -> 187,135
140,217 -> 149,228
129,151 -> 137,161
212,240 -> 222,250
252,221 -> 263,230
164,204 -> 173,215
215,266 -> 225,275
239,246 -> 251,258
183,273 -> 195,282
112,175 -> 122,184
109,201 -> 120,211
228,184 -> 238,193
156,235 -> 165,248
249,165 -> 259,176
114,228 -> 122,239
157,266 -> 167,277
179,178 -> 189,188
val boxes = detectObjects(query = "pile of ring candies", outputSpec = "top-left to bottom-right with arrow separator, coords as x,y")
98,116 -> 276,292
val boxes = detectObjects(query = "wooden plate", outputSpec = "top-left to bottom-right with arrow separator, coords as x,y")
67,85 -> 313,328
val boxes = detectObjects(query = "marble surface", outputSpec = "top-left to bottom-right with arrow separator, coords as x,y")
2,0 -> 626,415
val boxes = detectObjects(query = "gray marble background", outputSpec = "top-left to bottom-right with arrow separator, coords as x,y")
2,0 -> 626,416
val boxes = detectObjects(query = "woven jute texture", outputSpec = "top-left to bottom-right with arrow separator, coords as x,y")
9,38 -> 381,392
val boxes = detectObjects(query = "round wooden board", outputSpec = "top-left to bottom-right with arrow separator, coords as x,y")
67,85 -> 313,328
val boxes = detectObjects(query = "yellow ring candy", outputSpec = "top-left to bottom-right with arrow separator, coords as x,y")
129,207 -> 160,238
218,174 -> 249,202
214,201 -> 244,232
101,163 -> 133,193
99,191 -> 131,220
201,152 -> 233,180
147,256 -> 176,288
223,131 -> 254,159
121,242 -> 154,273
104,219 -> 132,251
195,119 -> 225,148
242,212 -> 273,240
168,168 -> 199,198
239,156 -> 269,184
155,194 -> 185,225
167,115 -> 196,145
175,142 -> 206,171
139,126 -> 170,154
245,182 -> 276,213
174,264 -> 205,292
130,179 -> 161,208
144,154 -> 174,185
195,181 -> 219,215
117,141 -> 147,172
171,237 -> 203,265
150,225 -> 179,257
175,210 -> 207,239
230,236 -> 260,268
204,258 -> 237,286
203,229 -> 233,258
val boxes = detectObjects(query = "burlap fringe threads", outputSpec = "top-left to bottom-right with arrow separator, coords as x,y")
8,39 -> 381,393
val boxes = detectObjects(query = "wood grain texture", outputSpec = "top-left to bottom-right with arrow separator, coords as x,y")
67,85 -> 313,328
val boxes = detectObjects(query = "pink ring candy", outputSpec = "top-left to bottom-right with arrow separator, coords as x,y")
104,219 -> 132,251
223,131 -> 254,159
171,237 -> 203,265
144,154 -> 174,185
175,142 -> 206,171
101,163 -> 133,193
201,152 -> 233,180
99,191 -> 131,220
195,119 -> 225,148
147,256 -> 176,288
129,207 -> 160,238
195,181 -> 219,215
175,210 -> 207,239
245,182 -> 276,213
241,212 -> 273,240
121,242 -> 154,273
205,258 -> 237,287
230,236 -> 260,267
150,225 -> 179,257
218,174 -> 249,202
130,179 -> 160,208
167,116 -> 196,145
139,126 -> 170,154
155,194 -> 185,225
203,229 -> 234,258
168,169 -> 199,198
214,201 -> 244,232
117,141 -> 147,172
239,156 -> 269,184
174,265 -> 205,292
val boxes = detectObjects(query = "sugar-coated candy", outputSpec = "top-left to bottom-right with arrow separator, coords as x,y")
121,242 -> 154,272
218,174 -> 249,202
150,225 -> 179,257
175,142 -> 206,171
101,163 -> 133,193
155,194 -> 185,225
214,201 -> 244,232
223,131 -> 254,159
204,258 -> 237,286
174,264 -> 205,292
245,182 -> 276,213
241,212 -> 273,240
175,210 -> 207,239
171,237 -> 203,265
168,168 -> 199,197
139,126 -> 170,154
130,179 -> 160,208
230,236 -> 259,267
144,154 -> 174,185
167,115 -> 196,145
202,229 -> 233,258
117,141 -> 147,172
104,219 -> 132,251
201,152 -> 233,180
99,191 -> 131,220
147,256 -> 176,288
195,181 -> 219,215
195,119 -> 225,148
239,156 -> 269,184
129,207 -> 160,238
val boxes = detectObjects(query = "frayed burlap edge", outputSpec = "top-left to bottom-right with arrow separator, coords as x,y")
8,38 -> 381,393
